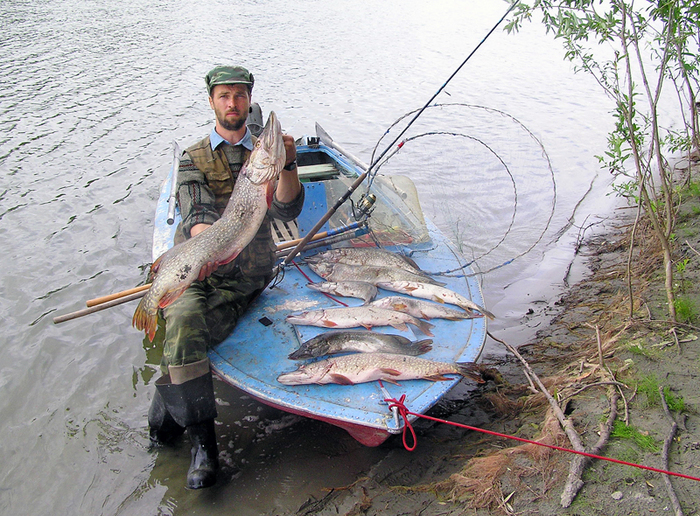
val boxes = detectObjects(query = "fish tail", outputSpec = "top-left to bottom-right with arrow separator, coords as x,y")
475,305 -> 496,320
456,362 -> 485,383
132,298 -> 157,342
405,338 -> 433,355
413,319 -> 435,336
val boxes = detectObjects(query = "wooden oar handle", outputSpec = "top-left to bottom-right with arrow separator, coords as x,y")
86,283 -> 151,307
54,290 -> 147,324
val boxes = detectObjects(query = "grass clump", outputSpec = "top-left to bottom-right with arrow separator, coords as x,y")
611,421 -> 660,453
673,296 -> 698,324
634,375 -> 686,412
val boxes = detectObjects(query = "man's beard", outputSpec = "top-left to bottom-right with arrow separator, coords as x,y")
218,109 -> 247,132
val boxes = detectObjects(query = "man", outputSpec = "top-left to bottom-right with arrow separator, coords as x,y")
147,65 -> 304,489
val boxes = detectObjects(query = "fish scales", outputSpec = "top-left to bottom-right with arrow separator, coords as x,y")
286,306 -> 435,336
277,352 -> 484,385
133,112 -> 286,341
288,330 -> 433,360
308,262 -> 443,286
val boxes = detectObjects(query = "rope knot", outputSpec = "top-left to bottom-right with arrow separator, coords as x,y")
384,394 -> 417,451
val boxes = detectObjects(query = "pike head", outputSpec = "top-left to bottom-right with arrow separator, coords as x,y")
245,111 -> 286,185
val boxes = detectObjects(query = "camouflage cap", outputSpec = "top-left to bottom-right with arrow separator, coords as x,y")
205,65 -> 254,95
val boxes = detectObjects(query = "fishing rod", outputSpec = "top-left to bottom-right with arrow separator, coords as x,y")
276,0 -> 520,269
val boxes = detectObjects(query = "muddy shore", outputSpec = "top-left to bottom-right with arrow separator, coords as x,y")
289,159 -> 700,516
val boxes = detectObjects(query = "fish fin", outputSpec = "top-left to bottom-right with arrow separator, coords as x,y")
158,286 -> 189,309
388,321 -> 408,332
381,377 -> 402,386
380,368 -> 402,376
132,299 -> 157,342
413,319 -> 435,337
418,310 -> 433,320
217,249 -> 243,266
424,374 -> 451,382
401,255 -> 422,271
322,320 -> 339,327
151,254 -> 164,274
408,339 -> 433,355
266,181 -> 275,209
456,362 -> 486,383
360,323 -> 374,330
330,374 -> 354,385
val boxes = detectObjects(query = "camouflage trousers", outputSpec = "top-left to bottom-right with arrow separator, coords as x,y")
159,269 -> 268,373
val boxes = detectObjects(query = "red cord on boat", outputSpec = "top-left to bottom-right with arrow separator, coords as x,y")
383,394 -> 700,483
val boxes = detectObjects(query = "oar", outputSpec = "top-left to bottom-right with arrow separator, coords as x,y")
166,141 -> 181,225
53,290 -> 147,324
86,283 -> 152,307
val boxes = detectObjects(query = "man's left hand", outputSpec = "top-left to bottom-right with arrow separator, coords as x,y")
283,134 -> 296,168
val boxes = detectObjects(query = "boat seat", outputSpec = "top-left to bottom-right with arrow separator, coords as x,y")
271,181 -> 330,245
297,163 -> 339,180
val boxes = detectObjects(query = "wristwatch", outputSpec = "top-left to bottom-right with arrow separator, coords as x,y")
283,159 -> 297,171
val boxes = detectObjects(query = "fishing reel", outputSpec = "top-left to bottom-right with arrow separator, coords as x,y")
353,193 -> 376,220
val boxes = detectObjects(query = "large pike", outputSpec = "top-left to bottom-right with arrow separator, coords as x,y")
133,112 -> 286,341
308,261 -> 444,286
277,352 -> 484,385
288,330 -> 432,360
286,306 -> 435,336
376,281 -> 496,320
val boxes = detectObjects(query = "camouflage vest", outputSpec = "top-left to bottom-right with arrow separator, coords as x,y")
184,135 -> 276,279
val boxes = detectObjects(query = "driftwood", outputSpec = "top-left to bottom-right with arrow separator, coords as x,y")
560,389 -> 619,507
488,331 -> 619,508
659,385 -> 684,516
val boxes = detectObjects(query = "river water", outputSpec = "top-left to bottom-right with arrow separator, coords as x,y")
0,0 -> 621,514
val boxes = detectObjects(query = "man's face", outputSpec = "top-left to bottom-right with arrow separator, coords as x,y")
209,84 -> 251,132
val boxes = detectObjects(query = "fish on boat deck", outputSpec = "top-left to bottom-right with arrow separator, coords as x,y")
376,280 -> 496,320
286,306 -> 435,336
308,261 -> 445,287
306,247 -> 425,276
306,281 -> 378,304
277,352 -> 484,386
288,330 -> 432,360
370,295 -> 482,320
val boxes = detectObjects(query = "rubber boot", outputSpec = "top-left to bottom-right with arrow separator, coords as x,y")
155,361 -> 219,489
148,389 -> 185,446
185,419 -> 219,489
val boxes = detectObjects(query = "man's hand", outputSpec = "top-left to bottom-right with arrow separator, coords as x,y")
190,224 -> 219,280
198,261 -> 219,281
283,134 -> 296,167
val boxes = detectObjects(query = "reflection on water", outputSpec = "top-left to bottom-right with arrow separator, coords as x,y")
0,0 -> 619,514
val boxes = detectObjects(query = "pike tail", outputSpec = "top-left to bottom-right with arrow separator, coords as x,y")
456,362 -> 485,383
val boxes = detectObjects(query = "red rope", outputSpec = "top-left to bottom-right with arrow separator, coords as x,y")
383,394 -> 700,483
